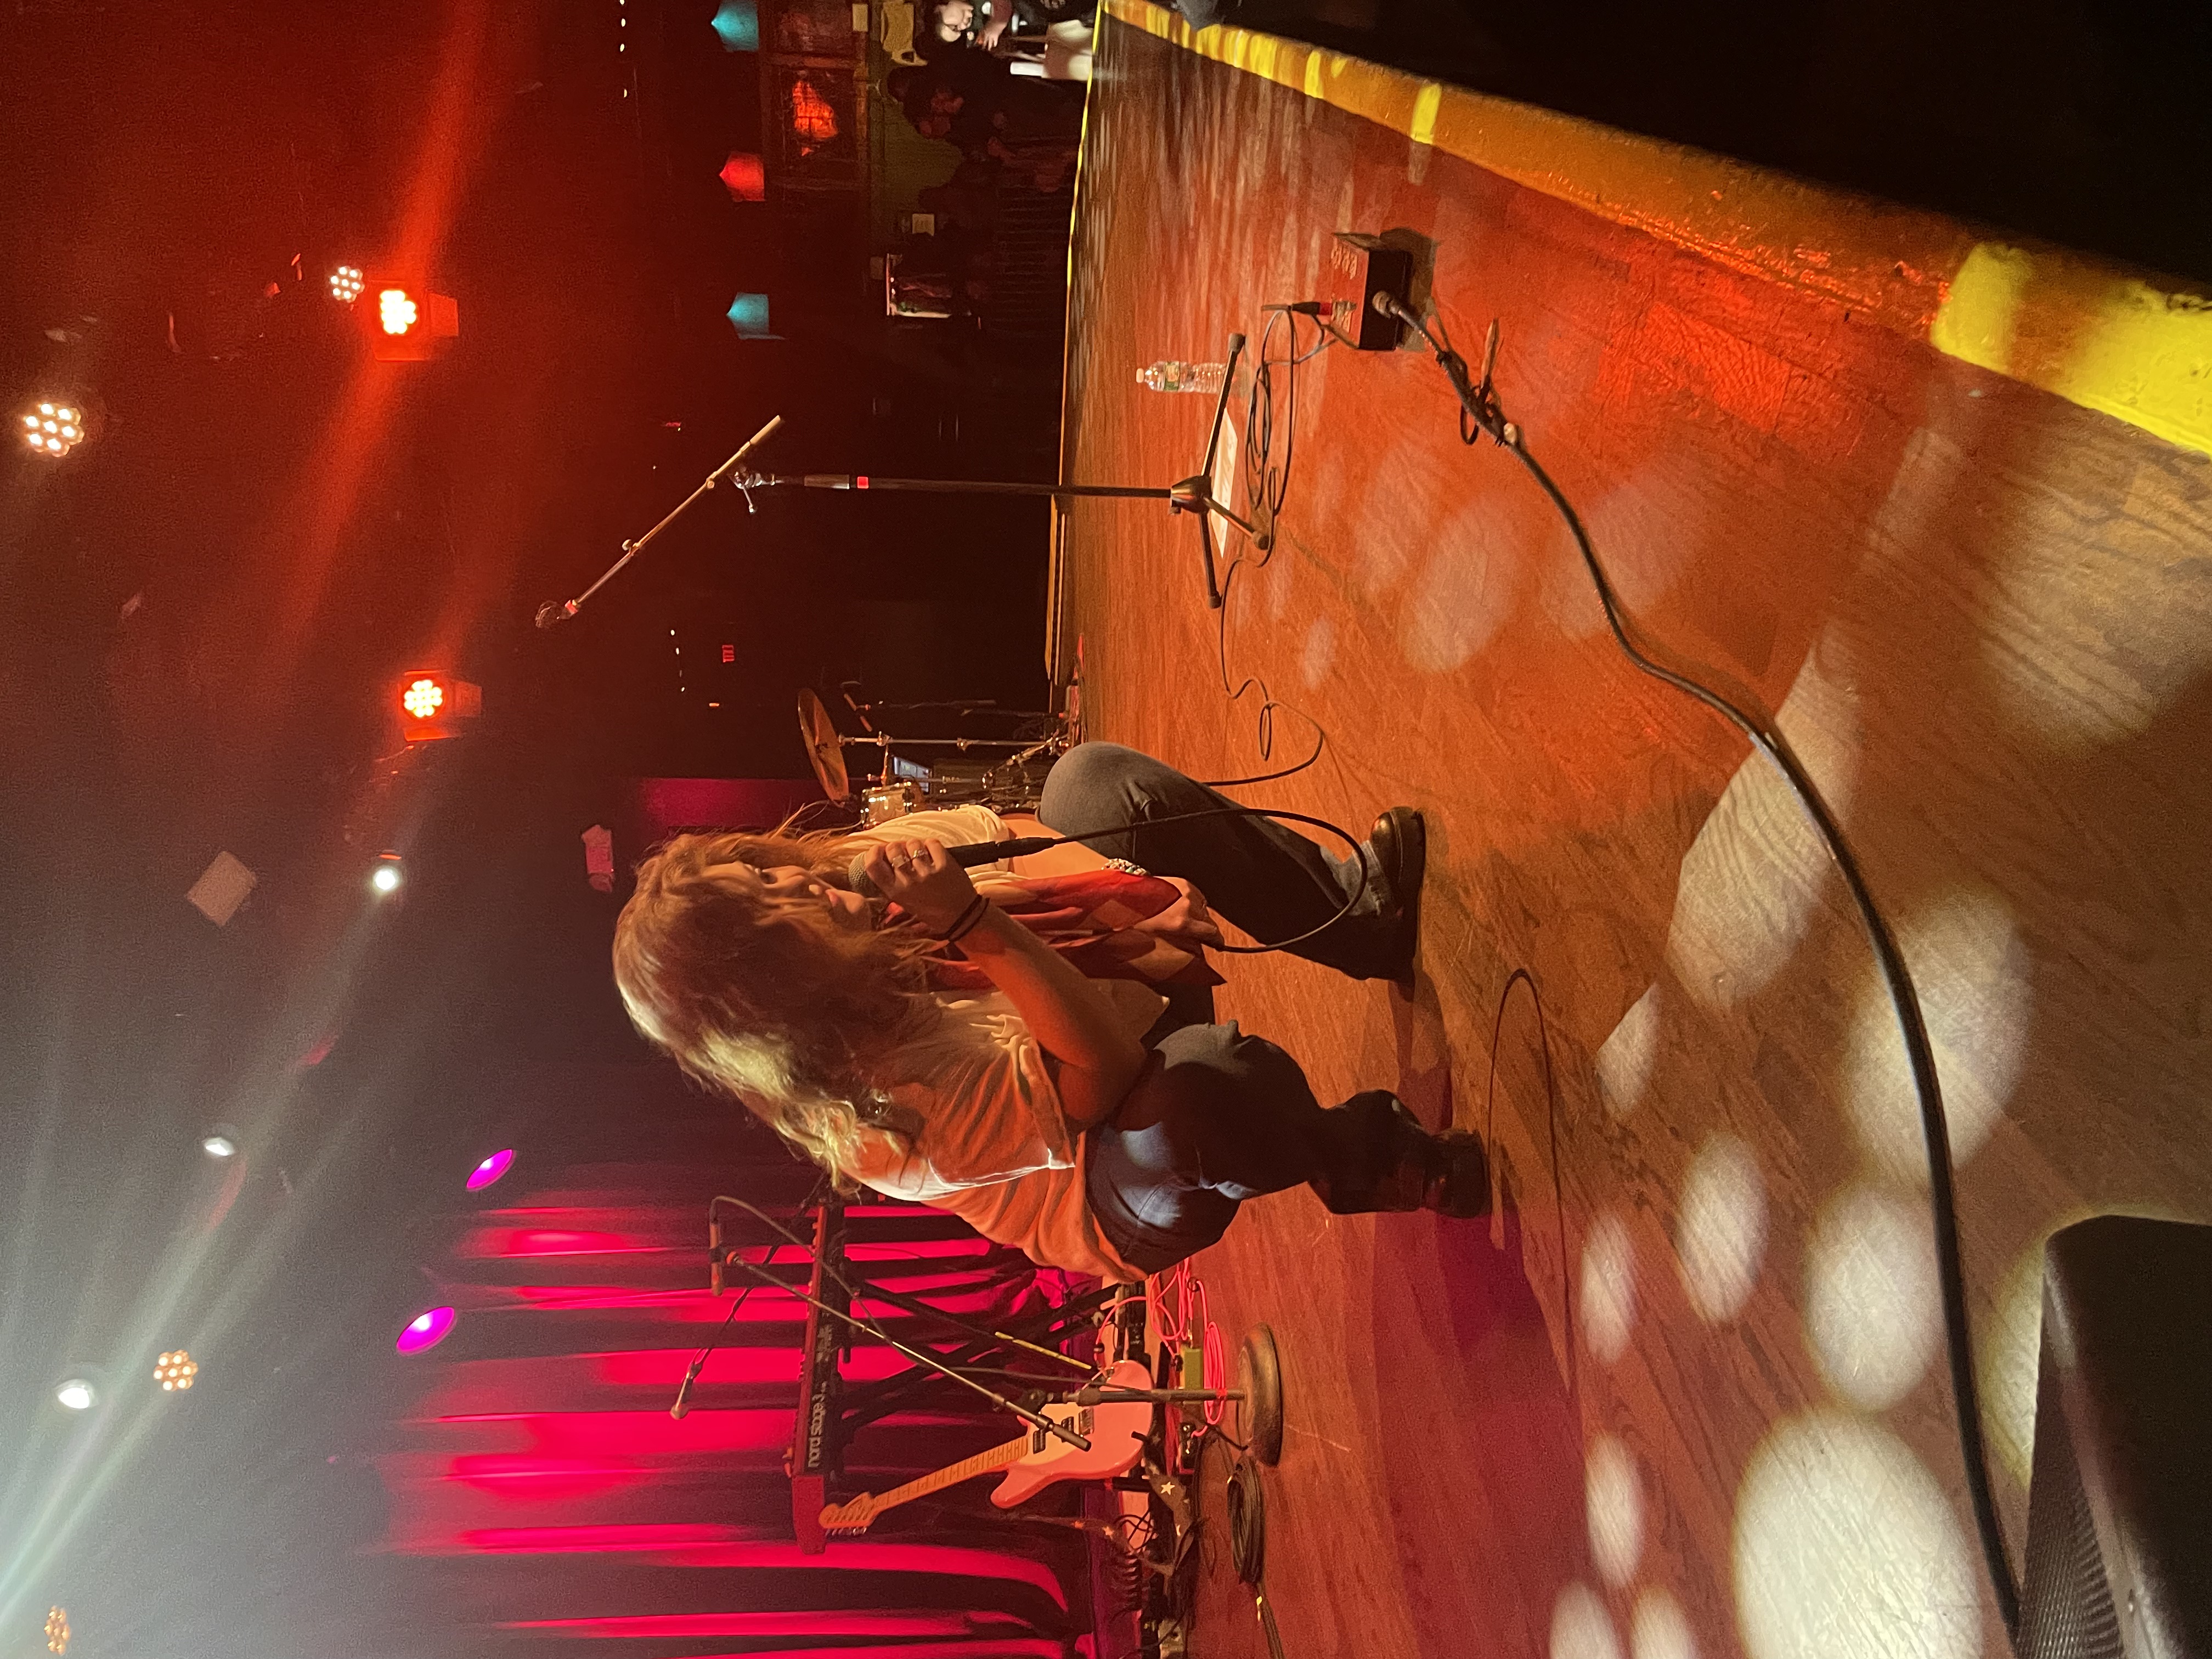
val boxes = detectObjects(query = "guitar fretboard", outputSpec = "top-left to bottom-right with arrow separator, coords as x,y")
834,1435 -> 1029,1526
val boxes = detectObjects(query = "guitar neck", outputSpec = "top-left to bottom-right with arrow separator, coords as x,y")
854,1436 -> 1030,1518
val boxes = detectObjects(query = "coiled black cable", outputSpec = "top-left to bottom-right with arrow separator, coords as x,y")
1198,307 -> 1338,789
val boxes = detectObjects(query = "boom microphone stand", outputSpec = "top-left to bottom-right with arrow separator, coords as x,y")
531,339 -> 1257,627
713,1239 -> 1094,1452
534,414 -> 784,630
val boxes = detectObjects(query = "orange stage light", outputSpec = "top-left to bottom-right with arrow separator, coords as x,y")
20,400 -> 86,458
154,1350 -> 199,1392
790,78 -> 839,145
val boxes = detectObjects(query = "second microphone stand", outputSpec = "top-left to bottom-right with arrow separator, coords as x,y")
535,340 -> 1257,629
744,334 -> 1262,608
714,1233 -> 1097,1452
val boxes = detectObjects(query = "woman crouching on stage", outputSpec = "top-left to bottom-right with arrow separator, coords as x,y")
612,742 -> 1488,1282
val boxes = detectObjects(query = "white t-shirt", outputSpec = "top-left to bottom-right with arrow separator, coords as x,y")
838,806 -> 1159,1282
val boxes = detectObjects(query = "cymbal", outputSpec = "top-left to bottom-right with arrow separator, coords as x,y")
797,689 -> 850,803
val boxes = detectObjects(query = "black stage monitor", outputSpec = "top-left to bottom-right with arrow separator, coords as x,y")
2019,1215 -> 2212,1659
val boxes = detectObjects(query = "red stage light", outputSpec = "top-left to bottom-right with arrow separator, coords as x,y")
379,289 -> 420,335
397,673 -> 481,741
364,281 -> 460,361
719,151 -> 765,202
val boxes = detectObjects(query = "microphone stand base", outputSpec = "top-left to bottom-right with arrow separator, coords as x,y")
1236,1323 -> 1283,1466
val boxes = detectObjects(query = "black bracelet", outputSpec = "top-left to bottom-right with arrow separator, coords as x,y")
938,895 -> 991,946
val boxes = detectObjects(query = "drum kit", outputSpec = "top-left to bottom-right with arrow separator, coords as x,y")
797,687 -> 1071,825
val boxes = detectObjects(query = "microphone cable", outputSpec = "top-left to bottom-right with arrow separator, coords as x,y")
1376,292 -> 2023,1643
670,1176 -> 838,1418
1198,305 -> 1340,790
669,1240 -> 782,1419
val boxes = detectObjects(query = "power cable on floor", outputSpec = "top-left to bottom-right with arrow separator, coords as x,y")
1377,291 -> 2023,1645
1483,965 -> 1578,1403
1224,1451 -> 1288,1659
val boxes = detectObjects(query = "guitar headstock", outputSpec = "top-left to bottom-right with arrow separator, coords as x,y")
817,1496 -> 877,1536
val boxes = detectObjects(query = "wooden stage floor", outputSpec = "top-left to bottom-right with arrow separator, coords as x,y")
1055,11 -> 2212,1659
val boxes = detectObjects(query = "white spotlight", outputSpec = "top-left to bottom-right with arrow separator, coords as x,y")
370,860 -> 402,894
201,1132 -> 238,1159
56,1379 -> 97,1411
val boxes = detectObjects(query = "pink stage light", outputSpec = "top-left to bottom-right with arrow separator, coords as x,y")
397,1306 -> 458,1355
466,1149 -> 515,1190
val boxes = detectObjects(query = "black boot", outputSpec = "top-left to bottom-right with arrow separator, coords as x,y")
1365,807 -> 1426,918
1310,1092 -> 1489,1218
1350,808 -> 1426,980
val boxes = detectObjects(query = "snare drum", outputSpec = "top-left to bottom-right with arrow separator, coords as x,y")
861,782 -> 928,825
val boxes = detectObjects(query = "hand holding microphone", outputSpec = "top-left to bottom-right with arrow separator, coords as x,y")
859,838 -> 981,936
845,833 -> 1059,899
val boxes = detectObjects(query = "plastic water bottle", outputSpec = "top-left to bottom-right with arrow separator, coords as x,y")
1138,359 -> 1227,394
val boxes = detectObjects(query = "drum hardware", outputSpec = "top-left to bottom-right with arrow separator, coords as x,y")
840,686 -> 1050,727
799,689 -> 1072,818
861,783 -> 927,825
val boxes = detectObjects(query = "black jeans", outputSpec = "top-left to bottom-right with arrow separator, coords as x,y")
1036,741 -> 1401,980
1085,1024 -> 1426,1272
1037,744 -> 1423,1271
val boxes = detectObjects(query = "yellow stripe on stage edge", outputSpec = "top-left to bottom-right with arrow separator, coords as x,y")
1932,244 -> 2212,458
1101,0 -> 2212,460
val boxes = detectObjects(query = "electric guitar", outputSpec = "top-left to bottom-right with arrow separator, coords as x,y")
817,1359 -> 1153,1536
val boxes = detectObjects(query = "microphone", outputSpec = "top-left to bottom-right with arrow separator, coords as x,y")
534,599 -> 573,630
709,1211 -> 724,1299
669,1351 -> 707,1420
846,834 -> 1062,899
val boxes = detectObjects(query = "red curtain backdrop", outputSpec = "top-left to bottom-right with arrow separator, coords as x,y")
380,1065 -> 1092,1657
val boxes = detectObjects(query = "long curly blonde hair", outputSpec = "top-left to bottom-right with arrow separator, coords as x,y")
612,827 -> 938,1178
